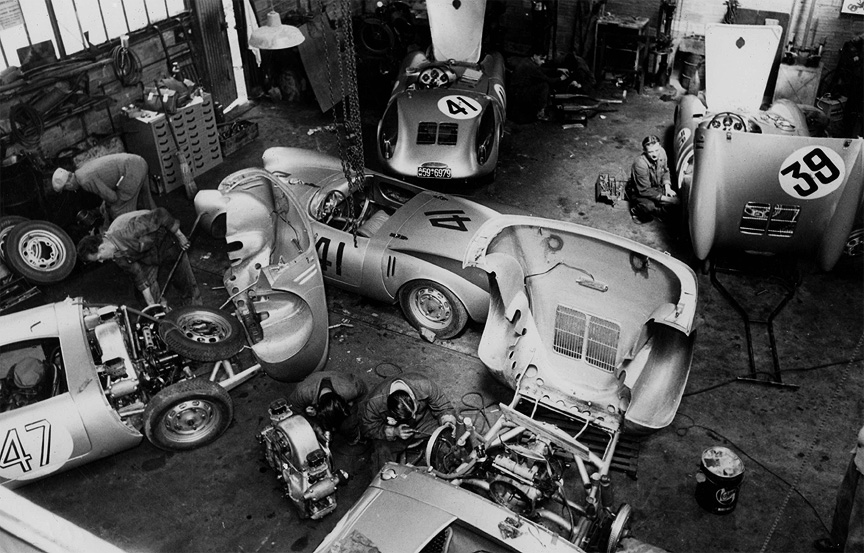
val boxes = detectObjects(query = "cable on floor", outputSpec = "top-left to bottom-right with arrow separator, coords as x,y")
458,391 -> 497,434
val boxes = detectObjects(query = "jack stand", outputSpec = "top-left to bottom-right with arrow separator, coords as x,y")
708,255 -> 800,390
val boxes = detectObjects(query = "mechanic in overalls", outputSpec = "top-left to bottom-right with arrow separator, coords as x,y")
360,373 -> 457,470
288,371 -> 368,445
75,207 -> 201,307
52,153 -> 157,225
627,135 -> 679,224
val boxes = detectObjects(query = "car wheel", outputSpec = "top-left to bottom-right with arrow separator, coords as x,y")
5,220 -> 77,284
143,378 -> 233,451
159,306 -> 246,362
398,280 -> 468,340
606,503 -> 632,553
0,216 -> 28,264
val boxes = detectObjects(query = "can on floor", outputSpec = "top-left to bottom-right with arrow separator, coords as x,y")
695,446 -> 745,514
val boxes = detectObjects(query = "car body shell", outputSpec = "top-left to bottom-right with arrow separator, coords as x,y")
464,216 -> 698,435
194,168 -> 330,382
0,300 -> 146,488
258,147 -> 498,327
376,0 -> 507,184
673,24 -> 864,271
377,51 -> 507,181
314,462 -> 586,553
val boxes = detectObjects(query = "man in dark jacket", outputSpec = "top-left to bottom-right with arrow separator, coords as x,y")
508,52 -> 571,122
288,371 -> 368,444
76,207 -> 200,307
627,135 -> 679,224
360,372 -> 457,469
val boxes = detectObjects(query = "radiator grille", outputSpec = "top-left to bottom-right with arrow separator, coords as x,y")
416,122 -> 459,145
553,305 -> 619,372
437,123 -> 458,145
417,122 -> 438,144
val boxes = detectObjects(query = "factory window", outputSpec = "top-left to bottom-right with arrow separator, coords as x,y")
0,0 -> 186,70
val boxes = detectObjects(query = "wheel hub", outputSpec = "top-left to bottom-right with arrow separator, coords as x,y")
165,400 -> 213,433
20,231 -> 64,269
413,287 -> 451,324
178,314 -> 232,344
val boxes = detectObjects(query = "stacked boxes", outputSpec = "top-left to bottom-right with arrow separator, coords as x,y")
123,93 -> 223,194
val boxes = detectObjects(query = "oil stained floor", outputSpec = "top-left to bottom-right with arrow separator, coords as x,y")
14,80 -> 864,553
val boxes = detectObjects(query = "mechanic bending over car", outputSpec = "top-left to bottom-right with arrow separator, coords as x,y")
360,372 -> 457,470
52,153 -> 157,225
0,357 -> 54,413
288,371 -> 368,445
76,207 -> 202,307
507,49 -> 574,123
814,423 -> 864,553
627,134 -> 680,224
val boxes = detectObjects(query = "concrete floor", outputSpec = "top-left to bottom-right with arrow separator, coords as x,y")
13,80 -> 864,553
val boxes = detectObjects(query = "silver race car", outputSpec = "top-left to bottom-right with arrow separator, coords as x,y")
314,463 -> 586,553
376,0 -> 506,182
673,24 -> 864,271
203,147 -> 498,341
0,298 -> 255,488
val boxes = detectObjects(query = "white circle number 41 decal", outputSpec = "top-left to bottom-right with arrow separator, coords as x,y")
437,95 -> 481,119
779,146 -> 845,200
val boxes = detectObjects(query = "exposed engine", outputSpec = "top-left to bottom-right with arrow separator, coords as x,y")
426,402 -> 631,553
83,304 -> 195,429
258,398 -> 344,520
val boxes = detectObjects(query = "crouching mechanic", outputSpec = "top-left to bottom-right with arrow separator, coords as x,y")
360,372 -> 457,470
77,207 -> 201,307
288,371 -> 368,445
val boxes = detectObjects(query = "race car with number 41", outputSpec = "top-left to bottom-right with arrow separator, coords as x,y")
376,0 -> 506,183
673,23 -> 864,271
196,147 -> 499,343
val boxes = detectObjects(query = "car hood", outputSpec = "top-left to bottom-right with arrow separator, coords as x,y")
464,216 -> 698,433
427,0 -> 486,63
384,190 -> 500,262
314,464 -> 584,553
704,23 -> 782,112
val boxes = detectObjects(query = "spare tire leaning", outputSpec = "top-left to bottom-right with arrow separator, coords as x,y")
5,220 -> 77,284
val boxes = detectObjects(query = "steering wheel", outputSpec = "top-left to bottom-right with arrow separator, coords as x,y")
708,112 -> 747,132
417,65 -> 455,89
316,190 -> 356,231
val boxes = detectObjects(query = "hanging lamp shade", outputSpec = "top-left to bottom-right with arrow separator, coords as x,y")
249,11 -> 305,50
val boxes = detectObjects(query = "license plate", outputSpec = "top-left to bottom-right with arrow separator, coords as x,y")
417,166 -> 451,179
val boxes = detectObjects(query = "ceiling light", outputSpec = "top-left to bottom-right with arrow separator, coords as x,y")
249,11 -> 305,50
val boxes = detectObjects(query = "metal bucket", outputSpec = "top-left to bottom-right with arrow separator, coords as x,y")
695,446 -> 744,514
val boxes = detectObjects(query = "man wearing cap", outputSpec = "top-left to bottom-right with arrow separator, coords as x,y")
814,423 -> 864,552
360,372 -> 457,469
288,371 -> 368,444
52,153 -> 156,223
76,207 -> 201,307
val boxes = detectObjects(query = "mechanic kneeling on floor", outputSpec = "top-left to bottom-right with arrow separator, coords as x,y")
76,207 -> 202,307
360,372 -> 457,470
288,370 -> 368,445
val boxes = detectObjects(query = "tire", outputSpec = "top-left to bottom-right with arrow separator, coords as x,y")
398,280 -> 469,340
5,220 -> 76,284
0,216 -> 28,264
143,378 -> 233,451
159,306 -> 246,362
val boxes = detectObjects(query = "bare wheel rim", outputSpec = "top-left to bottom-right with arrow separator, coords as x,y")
606,504 -> 632,553
174,311 -> 235,344
408,286 -> 452,330
16,229 -> 68,271
162,398 -> 222,443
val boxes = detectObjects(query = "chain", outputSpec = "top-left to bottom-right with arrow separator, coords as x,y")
317,0 -> 365,195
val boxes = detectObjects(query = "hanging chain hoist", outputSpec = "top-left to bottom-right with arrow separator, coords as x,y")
318,0 -> 366,196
